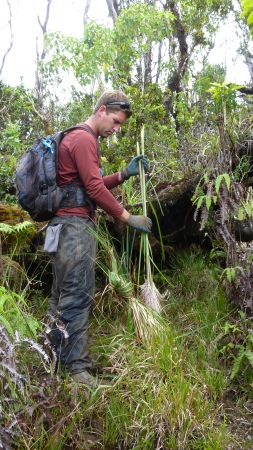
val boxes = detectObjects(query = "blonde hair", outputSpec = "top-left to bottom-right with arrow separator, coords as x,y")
93,90 -> 133,118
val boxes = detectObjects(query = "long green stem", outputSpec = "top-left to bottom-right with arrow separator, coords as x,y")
137,126 -> 152,288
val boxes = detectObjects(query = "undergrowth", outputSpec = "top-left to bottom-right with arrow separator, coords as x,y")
0,246 -> 252,449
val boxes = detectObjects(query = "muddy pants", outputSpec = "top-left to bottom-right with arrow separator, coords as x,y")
46,216 -> 97,374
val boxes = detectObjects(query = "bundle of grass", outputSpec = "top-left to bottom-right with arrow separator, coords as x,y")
108,247 -> 133,299
108,127 -> 165,340
94,174 -> 164,341
137,125 -> 163,313
107,234 -> 165,342
128,297 -> 168,342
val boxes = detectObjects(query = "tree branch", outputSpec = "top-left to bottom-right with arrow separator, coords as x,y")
83,0 -> 92,26
236,86 -> 253,95
0,0 -> 14,76
106,0 -> 118,24
37,0 -> 53,61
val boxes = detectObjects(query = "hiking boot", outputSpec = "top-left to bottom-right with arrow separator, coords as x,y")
71,370 -> 99,389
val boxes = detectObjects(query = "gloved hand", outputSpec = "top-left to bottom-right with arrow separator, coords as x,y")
120,155 -> 149,181
125,214 -> 152,234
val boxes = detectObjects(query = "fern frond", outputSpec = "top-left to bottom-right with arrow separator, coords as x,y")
0,223 -> 13,234
245,349 -> 253,368
0,221 -> 34,234
230,348 -> 245,380
0,314 -> 14,337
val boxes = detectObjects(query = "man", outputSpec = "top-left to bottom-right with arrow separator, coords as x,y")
44,90 -> 152,388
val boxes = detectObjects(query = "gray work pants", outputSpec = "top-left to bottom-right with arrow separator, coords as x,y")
47,216 -> 97,374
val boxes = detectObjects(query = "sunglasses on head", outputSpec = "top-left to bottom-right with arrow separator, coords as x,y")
105,101 -> 131,109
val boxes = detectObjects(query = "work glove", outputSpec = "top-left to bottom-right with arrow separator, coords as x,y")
120,155 -> 149,181
125,214 -> 152,234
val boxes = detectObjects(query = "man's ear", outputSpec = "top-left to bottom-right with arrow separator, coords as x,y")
98,105 -> 106,116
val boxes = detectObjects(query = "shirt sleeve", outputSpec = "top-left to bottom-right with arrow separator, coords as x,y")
103,172 -> 123,190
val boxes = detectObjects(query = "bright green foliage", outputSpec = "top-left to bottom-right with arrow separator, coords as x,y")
113,4 -> 174,85
0,286 -> 41,338
43,0 -> 231,92
43,4 -> 180,169
231,345 -> 253,379
0,220 -> 36,241
217,315 -> 253,381
176,0 -> 231,32
240,0 -> 253,29
55,91 -> 93,129
0,121 -> 24,203
192,171 -> 227,216
236,186 -> 253,220
215,173 -> 231,192
45,4 -> 174,88
0,221 -> 35,235
45,23 -> 114,86
0,81 -> 43,140
0,83 -> 45,203
221,266 -> 244,283
0,3 -> 252,446
0,157 -> 17,204
0,120 -> 23,154
207,82 -> 243,117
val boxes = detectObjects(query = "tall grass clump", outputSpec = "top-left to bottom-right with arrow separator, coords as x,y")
85,243 -> 243,449
88,308 -> 232,449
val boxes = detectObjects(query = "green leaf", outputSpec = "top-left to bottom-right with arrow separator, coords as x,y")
196,195 -> 205,209
215,173 -> 231,193
222,267 -> 237,282
248,334 -> 253,344
205,196 -> 212,210
247,10 -> 253,24
215,174 -> 224,193
0,292 -> 9,309
0,221 -> 34,235
242,0 -> 253,7
245,349 -> 253,367
237,206 -> 244,221
230,349 -> 244,379
0,314 -> 14,337
223,173 -> 231,190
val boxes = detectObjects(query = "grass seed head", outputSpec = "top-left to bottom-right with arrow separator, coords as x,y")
140,280 -> 162,313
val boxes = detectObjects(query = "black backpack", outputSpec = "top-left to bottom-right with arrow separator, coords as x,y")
15,125 -> 96,222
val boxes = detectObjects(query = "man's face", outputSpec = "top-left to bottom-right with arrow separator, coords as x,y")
98,108 -> 127,138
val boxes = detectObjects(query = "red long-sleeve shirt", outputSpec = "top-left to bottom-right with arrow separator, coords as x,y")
56,124 -> 124,219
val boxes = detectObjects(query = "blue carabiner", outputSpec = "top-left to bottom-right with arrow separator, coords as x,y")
43,138 -> 53,154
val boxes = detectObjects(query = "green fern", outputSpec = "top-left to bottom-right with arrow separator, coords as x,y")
0,221 -> 34,234
0,286 -> 41,338
230,347 -> 246,380
0,313 -> 15,337
245,349 -> 253,367
230,342 -> 253,380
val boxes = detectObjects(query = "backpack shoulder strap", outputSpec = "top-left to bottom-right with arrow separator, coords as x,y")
49,124 -> 100,158
60,124 -> 100,157
62,124 -> 97,139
